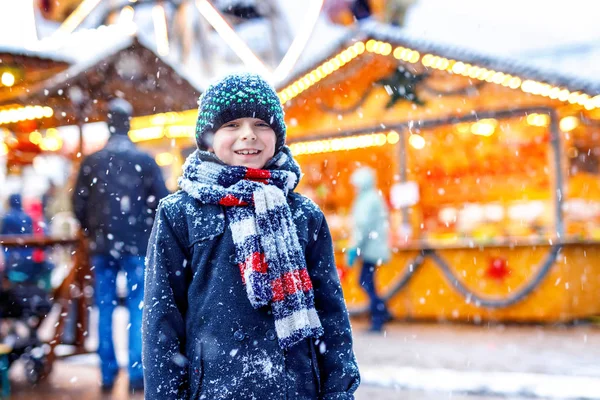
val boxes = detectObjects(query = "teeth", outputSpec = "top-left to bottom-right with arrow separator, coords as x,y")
236,150 -> 260,155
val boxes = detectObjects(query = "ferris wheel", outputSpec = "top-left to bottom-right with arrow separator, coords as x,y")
35,0 -> 304,83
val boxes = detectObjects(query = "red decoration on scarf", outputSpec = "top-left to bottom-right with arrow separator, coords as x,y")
219,194 -> 248,206
271,269 -> 313,302
245,168 -> 271,184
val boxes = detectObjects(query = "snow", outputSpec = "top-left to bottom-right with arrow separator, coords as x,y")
361,365 -> 600,399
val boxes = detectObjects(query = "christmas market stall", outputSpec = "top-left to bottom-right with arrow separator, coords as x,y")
277,21 -> 600,323
0,33 -> 201,380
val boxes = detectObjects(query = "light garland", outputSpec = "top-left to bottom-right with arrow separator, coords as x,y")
277,39 -> 600,111
278,42 -> 366,104
290,131 -> 399,156
0,106 -> 53,126
128,125 -> 195,142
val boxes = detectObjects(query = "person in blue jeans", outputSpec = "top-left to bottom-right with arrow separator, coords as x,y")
72,99 -> 169,393
346,167 -> 392,332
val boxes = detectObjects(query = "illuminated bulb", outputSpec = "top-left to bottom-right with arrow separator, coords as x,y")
380,43 -> 392,56
387,131 -> 400,144
29,131 -> 42,144
558,89 -> 570,102
548,87 -> 561,99
471,119 -> 497,136
0,142 -> 7,156
374,133 -> 387,146
567,92 -> 580,104
526,113 -> 550,127
353,42 -> 365,54
156,152 -> 174,166
366,40 -> 376,52
452,62 -> 466,74
409,134 -> 425,149
408,51 -> 420,63
421,54 -> 433,67
393,47 -> 404,59
1,72 -> 15,87
492,72 -> 505,84
559,116 -> 579,132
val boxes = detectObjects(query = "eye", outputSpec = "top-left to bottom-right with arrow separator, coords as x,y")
223,122 -> 238,128
256,121 -> 270,127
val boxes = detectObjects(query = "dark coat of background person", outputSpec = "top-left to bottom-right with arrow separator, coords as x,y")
143,191 -> 360,400
72,110 -> 169,257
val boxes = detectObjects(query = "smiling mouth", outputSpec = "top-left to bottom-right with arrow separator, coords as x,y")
234,150 -> 262,155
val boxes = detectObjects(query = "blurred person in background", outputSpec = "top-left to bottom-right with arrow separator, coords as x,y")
72,98 -> 169,393
0,193 -> 35,283
346,167 -> 392,332
25,200 -> 53,290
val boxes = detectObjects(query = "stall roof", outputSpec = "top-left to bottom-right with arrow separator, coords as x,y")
0,31 -> 202,127
0,45 -> 73,64
279,20 -> 600,98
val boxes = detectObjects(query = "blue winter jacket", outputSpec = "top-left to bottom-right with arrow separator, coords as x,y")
1,194 -> 34,279
143,191 -> 360,399
72,134 -> 169,257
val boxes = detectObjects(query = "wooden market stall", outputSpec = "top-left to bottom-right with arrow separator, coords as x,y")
0,33 -> 201,175
0,33 -> 201,377
277,21 -> 600,322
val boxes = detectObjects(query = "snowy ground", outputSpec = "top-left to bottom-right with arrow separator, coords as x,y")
11,306 -> 600,399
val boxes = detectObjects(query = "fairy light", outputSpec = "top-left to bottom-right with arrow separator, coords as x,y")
129,127 -> 164,142
29,130 -> 42,145
276,37 -> 599,110
165,125 -> 194,138
526,113 -> 550,127
156,152 -> 174,166
0,106 -> 53,126
1,72 -> 15,87
289,132 -> 399,156
559,116 -> 579,132
278,41 -> 365,103
471,119 -> 497,136
408,134 -> 425,149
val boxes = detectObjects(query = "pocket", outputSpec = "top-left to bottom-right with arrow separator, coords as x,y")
190,342 -> 204,400
188,206 -> 225,248
309,340 -> 321,393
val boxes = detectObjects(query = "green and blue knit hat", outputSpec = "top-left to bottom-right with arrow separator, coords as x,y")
195,73 -> 286,152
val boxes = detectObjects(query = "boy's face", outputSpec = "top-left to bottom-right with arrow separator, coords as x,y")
211,117 -> 277,169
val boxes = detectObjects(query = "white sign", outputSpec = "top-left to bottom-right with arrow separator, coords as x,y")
390,181 -> 420,209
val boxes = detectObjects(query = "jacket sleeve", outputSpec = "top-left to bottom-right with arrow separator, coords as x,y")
307,211 -> 360,399
71,158 -> 91,233
143,203 -> 190,399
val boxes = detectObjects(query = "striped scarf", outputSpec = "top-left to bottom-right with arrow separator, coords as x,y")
178,147 -> 323,349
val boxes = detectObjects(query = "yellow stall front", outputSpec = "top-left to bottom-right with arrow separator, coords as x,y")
279,22 -> 600,323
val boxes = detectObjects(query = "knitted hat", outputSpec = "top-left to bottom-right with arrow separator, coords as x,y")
195,73 -> 286,152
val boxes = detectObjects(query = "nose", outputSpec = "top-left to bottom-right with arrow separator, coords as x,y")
240,124 -> 257,141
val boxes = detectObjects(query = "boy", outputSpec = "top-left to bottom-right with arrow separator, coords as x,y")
142,73 -> 360,399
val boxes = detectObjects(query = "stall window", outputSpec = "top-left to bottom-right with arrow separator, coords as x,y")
404,116 -> 554,245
